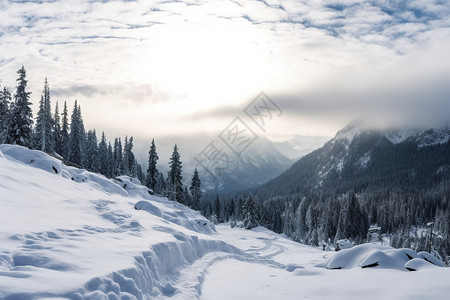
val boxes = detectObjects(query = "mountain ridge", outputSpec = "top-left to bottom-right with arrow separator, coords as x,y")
257,122 -> 450,199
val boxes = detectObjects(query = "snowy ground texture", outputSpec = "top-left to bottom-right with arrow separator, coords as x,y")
1,145 -> 449,299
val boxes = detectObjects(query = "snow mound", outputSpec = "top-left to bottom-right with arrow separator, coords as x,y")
112,175 -> 151,197
405,258 -> 440,271
324,244 -> 445,271
417,251 -> 446,267
0,144 -> 70,178
0,144 -> 128,196
134,199 -> 216,234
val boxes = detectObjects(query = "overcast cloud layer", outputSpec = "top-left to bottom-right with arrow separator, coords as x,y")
0,0 -> 449,139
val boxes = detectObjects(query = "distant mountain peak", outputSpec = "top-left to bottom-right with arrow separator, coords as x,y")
334,120 -> 363,144
385,123 -> 450,148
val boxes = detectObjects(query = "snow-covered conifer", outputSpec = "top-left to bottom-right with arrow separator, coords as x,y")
5,66 -> 33,147
190,168 -> 202,210
146,138 -> 159,191
34,78 -> 54,153
243,195 -> 258,229
167,144 -> 183,202
68,101 -> 85,165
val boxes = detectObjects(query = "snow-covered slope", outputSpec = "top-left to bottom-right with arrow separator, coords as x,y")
0,145 -> 240,299
1,145 -> 449,299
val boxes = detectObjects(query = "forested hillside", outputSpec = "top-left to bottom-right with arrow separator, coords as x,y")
213,123 -> 450,261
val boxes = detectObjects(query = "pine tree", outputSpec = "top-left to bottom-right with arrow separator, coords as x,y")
167,144 -> 183,202
34,77 -> 54,153
190,168 -> 202,210
123,136 -> 136,177
98,131 -> 108,175
135,161 -> 145,184
214,194 -> 221,222
61,101 -> 70,157
5,66 -> 33,147
68,101 -> 85,165
53,101 -> 63,155
84,129 -> 99,171
146,138 -> 159,191
0,87 -> 12,143
155,172 -> 165,194
113,137 -> 123,176
107,142 -> 114,178
243,195 -> 258,229
183,186 -> 192,207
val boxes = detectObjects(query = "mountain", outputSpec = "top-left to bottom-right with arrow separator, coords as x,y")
257,122 -> 450,198
273,134 -> 330,160
200,136 -> 294,194
135,134 -> 293,195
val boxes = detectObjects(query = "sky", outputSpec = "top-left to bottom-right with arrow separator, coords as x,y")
1,0 -> 450,144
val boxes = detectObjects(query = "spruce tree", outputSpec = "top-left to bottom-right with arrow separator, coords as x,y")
167,144 -> 183,202
190,168 -> 202,210
123,136 -> 136,177
113,137 -> 123,176
84,129 -> 99,171
214,194 -> 221,222
98,131 -> 108,175
183,186 -> 192,207
107,142 -> 114,178
61,101 -> 70,158
243,195 -> 258,229
146,138 -> 159,191
68,101 -> 85,165
53,101 -> 63,155
0,87 -> 11,143
136,160 -> 145,184
5,66 -> 33,147
34,78 -> 54,153
123,136 -> 129,174
155,172 -> 165,194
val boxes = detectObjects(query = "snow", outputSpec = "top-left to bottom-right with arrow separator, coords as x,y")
323,244 -> 444,271
385,129 -> 417,144
334,122 -> 362,145
385,125 -> 450,147
1,145 -> 450,299
0,145 -> 231,298
202,227 -> 450,300
358,151 -> 371,168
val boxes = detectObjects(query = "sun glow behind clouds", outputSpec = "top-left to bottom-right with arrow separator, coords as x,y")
138,17 -> 270,110
0,0 -> 449,138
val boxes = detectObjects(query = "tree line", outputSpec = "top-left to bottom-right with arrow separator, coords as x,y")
0,66 -> 202,211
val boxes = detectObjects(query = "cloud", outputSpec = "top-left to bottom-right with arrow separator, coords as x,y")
0,0 -> 449,139
52,82 -> 169,104
184,105 -> 243,121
